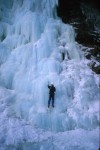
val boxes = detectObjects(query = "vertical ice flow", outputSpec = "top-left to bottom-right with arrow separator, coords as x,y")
0,0 -> 99,132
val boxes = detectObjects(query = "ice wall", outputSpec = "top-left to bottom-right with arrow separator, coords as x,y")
0,0 -> 99,135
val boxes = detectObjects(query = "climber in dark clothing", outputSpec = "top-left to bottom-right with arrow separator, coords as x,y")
48,83 -> 56,108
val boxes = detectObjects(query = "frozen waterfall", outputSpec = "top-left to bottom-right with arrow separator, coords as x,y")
0,0 -> 99,149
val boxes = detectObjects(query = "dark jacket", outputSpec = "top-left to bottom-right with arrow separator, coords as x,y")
48,85 -> 56,96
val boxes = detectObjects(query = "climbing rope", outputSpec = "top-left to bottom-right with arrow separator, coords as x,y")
49,108 -> 54,150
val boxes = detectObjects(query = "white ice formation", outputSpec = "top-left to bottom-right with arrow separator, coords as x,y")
0,0 -> 99,149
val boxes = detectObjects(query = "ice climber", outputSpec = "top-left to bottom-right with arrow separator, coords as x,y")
48,83 -> 56,108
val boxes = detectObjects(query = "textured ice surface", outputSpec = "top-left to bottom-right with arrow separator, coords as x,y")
0,0 -> 99,149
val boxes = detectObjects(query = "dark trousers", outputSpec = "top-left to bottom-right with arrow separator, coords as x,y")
48,94 -> 54,107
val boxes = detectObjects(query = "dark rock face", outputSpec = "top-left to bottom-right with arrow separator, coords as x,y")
57,0 -> 100,74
